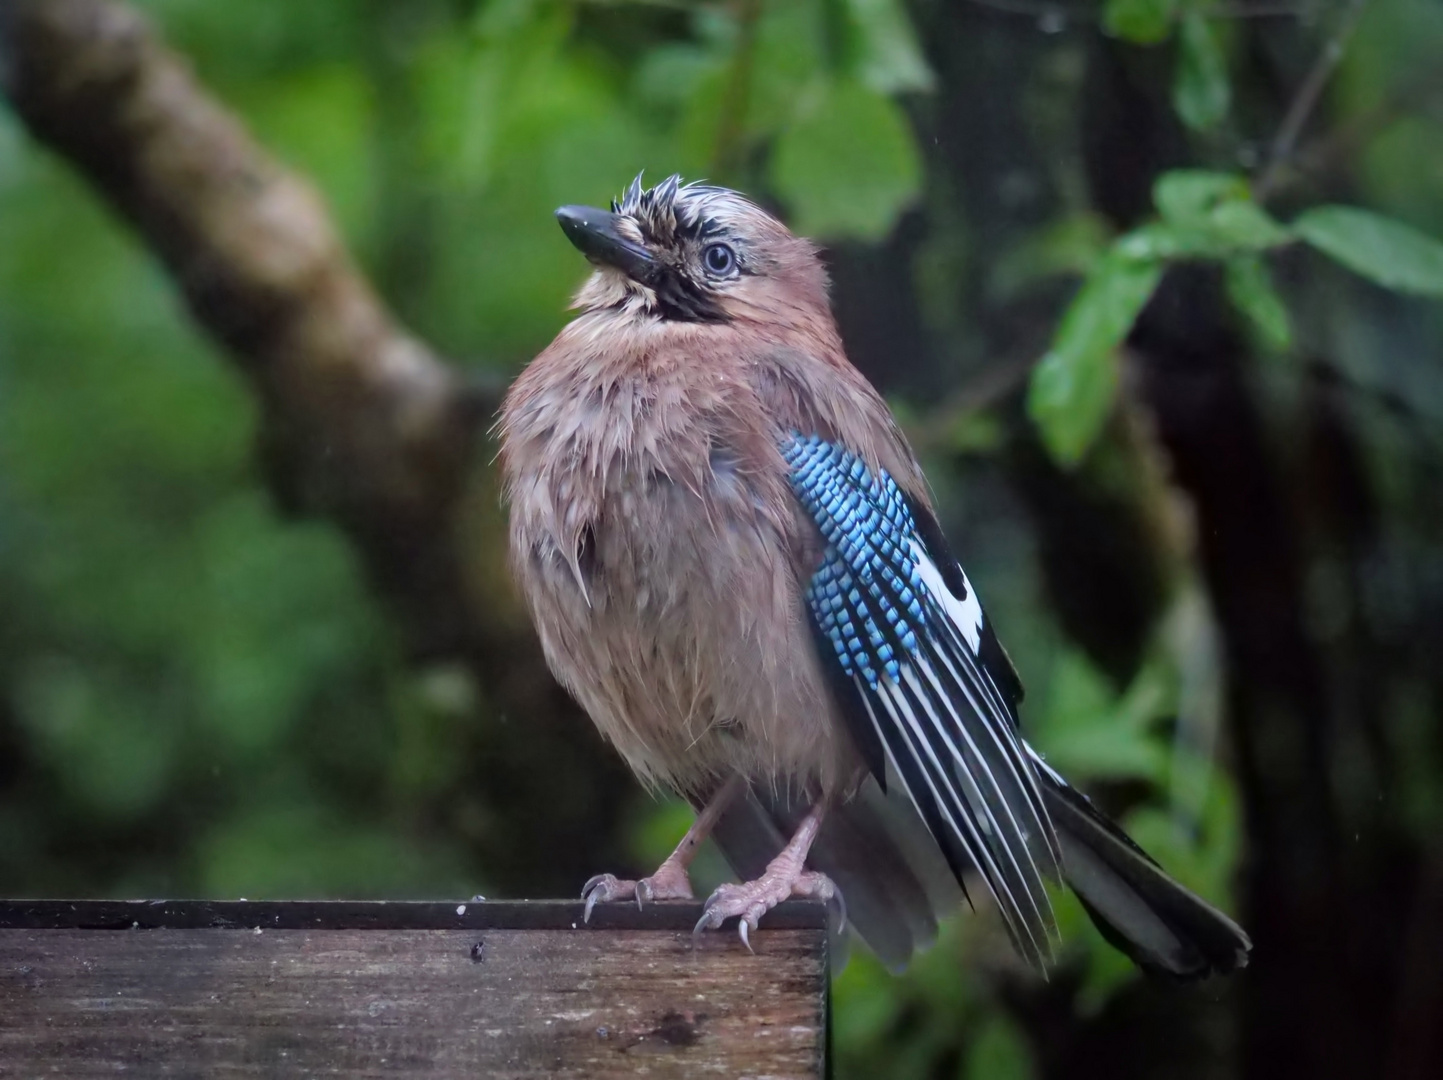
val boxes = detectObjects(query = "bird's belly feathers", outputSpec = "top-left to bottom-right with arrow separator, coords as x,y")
513,457 -> 856,798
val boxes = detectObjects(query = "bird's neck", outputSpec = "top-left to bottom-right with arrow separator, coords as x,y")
562,297 -> 844,370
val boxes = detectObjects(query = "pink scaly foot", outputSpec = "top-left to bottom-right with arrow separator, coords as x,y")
694,867 -> 840,951
692,801 -> 845,950
580,777 -> 742,923
581,859 -> 694,921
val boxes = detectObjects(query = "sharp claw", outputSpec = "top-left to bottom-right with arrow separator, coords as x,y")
581,874 -> 607,899
692,910 -> 715,939
635,879 -> 650,910
738,918 -> 753,953
581,873 -> 608,924
831,889 -> 848,935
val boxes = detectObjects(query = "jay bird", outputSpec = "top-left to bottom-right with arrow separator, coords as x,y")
499,175 -> 1252,978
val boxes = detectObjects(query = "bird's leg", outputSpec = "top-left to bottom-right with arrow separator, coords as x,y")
693,800 -> 839,951
582,775 -> 743,922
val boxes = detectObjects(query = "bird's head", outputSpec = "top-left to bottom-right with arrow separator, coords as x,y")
557,174 -> 829,325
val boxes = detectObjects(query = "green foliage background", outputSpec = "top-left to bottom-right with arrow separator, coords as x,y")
3,0 -> 1443,1077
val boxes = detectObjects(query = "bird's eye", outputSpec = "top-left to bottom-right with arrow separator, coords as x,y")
702,243 -> 736,277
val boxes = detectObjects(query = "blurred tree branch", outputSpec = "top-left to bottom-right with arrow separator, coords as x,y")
0,0 -> 634,891
1256,0 -> 1371,199
0,0 -> 486,654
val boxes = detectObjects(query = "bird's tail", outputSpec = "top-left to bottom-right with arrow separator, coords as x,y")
1031,752 -> 1252,979
713,763 -> 1251,979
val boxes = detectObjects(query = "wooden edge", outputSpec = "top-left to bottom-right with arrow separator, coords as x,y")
0,899 -> 830,932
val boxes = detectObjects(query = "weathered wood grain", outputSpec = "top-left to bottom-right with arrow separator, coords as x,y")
0,901 -> 829,1079
0,898 -> 829,933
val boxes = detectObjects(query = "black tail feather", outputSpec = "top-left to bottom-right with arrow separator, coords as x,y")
706,764 -> 1250,979
1039,767 -> 1252,980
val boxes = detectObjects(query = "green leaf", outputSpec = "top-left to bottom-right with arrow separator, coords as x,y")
1153,170 -> 1247,224
1027,250 -> 1163,465
1225,255 -> 1292,351
842,0 -> 935,94
1103,0 -> 1177,46
1294,205 -> 1443,296
1029,345 -> 1121,467
1205,198 -> 1294,249
1114,222 -> 1214,261
1147,170 -> 1291,255
770,79 -> 922,241
1033,651 -> 1171,783
1172,14 -> 1229,132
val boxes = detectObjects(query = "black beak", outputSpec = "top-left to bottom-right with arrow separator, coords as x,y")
556,205 -> 657,283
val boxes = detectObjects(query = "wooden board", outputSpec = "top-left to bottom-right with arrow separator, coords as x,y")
0,900 -> 829,1079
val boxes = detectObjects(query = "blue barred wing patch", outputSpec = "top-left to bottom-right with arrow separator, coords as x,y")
783,433 -> 1061,968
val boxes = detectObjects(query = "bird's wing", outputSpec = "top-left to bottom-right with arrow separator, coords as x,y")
783,432 -> 1062,968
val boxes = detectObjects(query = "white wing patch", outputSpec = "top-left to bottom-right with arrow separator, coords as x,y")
910,540 -> 983,654
783,433 -> 1060,969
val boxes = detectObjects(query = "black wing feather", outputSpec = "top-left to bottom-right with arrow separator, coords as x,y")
783,435 -> 1061,968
